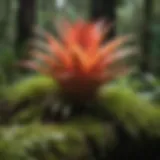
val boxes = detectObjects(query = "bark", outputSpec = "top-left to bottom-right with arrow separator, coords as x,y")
15,0 -> 36,59
140,0 -> 153,73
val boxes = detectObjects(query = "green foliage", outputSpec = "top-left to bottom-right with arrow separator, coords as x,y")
151,23 -> 160,74
0,48 -> 16,83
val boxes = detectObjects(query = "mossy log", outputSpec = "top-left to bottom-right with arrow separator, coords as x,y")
98,85 -> 160,137
0,122 -> 115,160
98,85 -> 160,159
0,75 -> 159,159
3,75 -> 59,105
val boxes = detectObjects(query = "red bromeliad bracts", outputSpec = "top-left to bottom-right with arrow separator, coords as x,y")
22,19 -> 137,98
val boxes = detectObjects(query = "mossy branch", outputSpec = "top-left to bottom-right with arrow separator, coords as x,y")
98,85 -> 160,137
3,74 -> 59,105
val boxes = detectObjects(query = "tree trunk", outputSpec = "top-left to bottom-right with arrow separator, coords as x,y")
140,0 -> 152,73
0,0 -> 10,43
90,0 -> 116,41
15,0 -> 36,59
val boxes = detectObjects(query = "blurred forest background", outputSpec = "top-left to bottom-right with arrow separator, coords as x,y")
0,0 -> 160,77
0,0 -> 159,99
0,0 -> 159,160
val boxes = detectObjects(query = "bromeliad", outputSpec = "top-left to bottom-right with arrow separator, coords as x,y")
22,19 -> 137,99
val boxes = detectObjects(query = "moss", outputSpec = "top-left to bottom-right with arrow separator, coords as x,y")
10,105 -> 45,123
3,74 -> 59,105
0,74 -> 159,159
98,84 -> 160,137
68,117 -> 116,147
0,124 -> 80,159
0,122 -> 109,160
